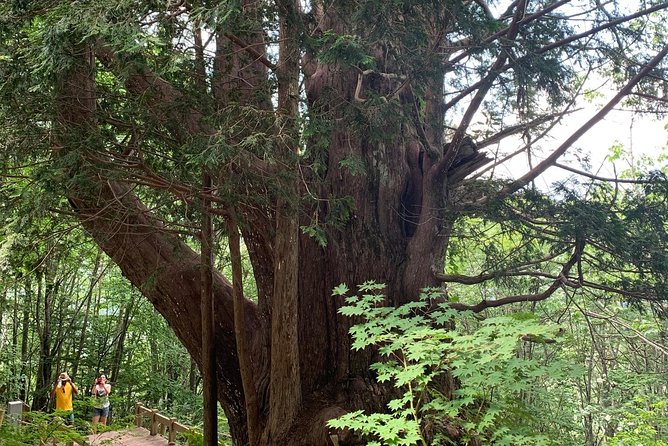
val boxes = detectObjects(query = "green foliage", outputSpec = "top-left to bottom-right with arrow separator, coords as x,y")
339,154 -> 367,177
300,224 -> 328,248
317,31 -> 375,69
330,283 -> 580,445
300,194 -> 356,247
0,411 -> 87,446
608,399 -> 668,446
0,344 -> 25,404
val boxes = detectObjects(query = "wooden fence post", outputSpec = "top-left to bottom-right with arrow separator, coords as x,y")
149,411 -> 157,436
134,402 -> 142,427
168,418 -> 177,445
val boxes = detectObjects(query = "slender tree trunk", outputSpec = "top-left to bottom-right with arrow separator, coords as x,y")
110,294 -> 135,384
12,287 -> 19,350
72,252 -> 102,379
201,169 -> 218,445
264,3 -> 302,443
149,330 -> 160,376
20,279 -> 32,401
0,288 -> 5,343
72,292 -> 92,380
228,215 -> 260,445
34,271 -> 55,410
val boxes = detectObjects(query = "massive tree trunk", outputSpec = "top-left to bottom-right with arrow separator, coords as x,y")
54,6 -> 458,444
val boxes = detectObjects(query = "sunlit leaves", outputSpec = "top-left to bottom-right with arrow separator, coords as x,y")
329,284 -> 578,445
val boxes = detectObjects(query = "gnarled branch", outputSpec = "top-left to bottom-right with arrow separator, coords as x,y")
448,245 -> 581,312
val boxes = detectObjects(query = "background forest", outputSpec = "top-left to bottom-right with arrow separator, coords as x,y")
2,0 -> 668,445
0,234 -> 208,430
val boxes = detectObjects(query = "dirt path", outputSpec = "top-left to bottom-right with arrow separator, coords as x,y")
87,427 -> 169,445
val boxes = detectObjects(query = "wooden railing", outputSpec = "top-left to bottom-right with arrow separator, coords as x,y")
134,402 -> 191,445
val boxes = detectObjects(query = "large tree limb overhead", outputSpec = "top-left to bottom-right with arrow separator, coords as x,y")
437,0 -> 528,180
433,247 -> 570,285
449,246 -> 581,312
95,43 -> 273,175
478,42 -> 668,206
447,0 -> 570,67
95,45 -> 204,141
95,42 -> 277,313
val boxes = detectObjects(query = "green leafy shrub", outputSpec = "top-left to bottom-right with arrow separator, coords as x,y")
0,411 -> 87,446
608,398 -> 668,446
328,282 -> 580,445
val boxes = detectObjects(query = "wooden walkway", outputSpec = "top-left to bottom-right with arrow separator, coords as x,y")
87,427 -> 170,445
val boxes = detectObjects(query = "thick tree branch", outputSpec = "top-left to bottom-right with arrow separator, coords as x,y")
436,0 -> 527,180
477,109 -> 579,150
447,0 -> 570,69
538,2 -> 668,55
468,83 -> 585,183
433,248 -> 570,285
95,45 -> 204,141
554,162 -> 659,184
478,42 -> 668,205
631,91 -> 668,105
449,247 -> 580,312
224,33 -> 277,70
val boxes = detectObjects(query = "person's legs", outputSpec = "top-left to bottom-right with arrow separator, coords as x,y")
99,406 -> 109,426
66,411 -> 74,425
92,409 -> 101,433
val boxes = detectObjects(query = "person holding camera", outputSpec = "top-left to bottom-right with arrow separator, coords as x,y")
50,372 -> 78,425
90,374 -> 111,433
